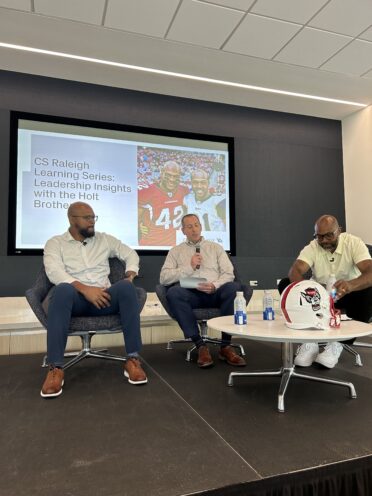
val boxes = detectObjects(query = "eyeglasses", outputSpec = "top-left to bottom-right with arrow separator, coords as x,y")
71,215 -> 98,222
313,229 -> 338,241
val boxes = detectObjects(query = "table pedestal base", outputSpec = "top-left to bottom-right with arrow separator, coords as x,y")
228,342 -> 357,412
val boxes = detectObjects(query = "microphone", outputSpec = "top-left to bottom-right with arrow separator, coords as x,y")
81,240 -> 87,246
195,246 -> 200,270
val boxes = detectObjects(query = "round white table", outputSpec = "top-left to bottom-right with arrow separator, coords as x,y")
207,314 -> 372,412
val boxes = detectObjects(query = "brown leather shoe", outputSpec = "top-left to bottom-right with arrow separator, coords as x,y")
219,346 -> 246,366
197,345 -> 214,368
40,367 -> 64,398
124,358 -> 148,385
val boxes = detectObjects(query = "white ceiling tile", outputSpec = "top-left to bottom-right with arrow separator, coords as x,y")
359,26 -> 372,42
223,14 -> 301,59
321,39 -> 372,75
105,0 -> 179,37
251,0 -> 328,24
0,0 -> 30,10
34,0 -> 105,25
167,0 -> 244,49
309,0 -> 372,36
275,27 -> 351,68
198,0 -> 255,11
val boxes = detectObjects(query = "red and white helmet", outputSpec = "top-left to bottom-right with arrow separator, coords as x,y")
281,281 -> 341,330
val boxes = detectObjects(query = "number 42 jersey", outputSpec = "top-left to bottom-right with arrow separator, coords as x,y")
138,183 -> 189,246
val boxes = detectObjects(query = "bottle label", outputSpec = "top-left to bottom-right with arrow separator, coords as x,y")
263,308 -> 275,320
330,288 -> 337,301
234,311 -> 247,325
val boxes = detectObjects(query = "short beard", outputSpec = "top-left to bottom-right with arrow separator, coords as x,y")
80,227 -> 95,239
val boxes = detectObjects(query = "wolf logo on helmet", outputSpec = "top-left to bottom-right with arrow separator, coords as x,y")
300,287 -> 321,311
281,280 -> 341,330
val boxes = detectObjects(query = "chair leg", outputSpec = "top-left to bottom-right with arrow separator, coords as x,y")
186,345 -> 197,362
166,338 -> 192,350
42,333 -> 126,370
86,351 -> 127,362
63,351 -> 90,370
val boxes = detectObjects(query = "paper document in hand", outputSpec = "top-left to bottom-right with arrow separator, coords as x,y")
180,277 -> 207,289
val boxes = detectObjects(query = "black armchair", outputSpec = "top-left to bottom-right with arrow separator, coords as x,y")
350,244 -> 372,363
25,258 -> 147,370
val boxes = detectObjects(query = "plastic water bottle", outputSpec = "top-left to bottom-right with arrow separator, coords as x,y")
263,290 -> 275,320
326,273 -> 337,300
234,291 -> 247,325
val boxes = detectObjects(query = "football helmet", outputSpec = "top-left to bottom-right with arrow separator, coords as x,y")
281,281 -> 341,330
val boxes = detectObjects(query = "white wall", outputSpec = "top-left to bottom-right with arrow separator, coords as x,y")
342,105 -> 372,244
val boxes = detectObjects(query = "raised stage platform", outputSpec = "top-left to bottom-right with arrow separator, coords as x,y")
1,335 -> 372,496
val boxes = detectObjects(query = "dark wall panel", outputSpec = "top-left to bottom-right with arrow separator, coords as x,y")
0,71 -> 344,295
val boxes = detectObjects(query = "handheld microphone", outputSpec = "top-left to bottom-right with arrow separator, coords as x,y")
195,246 -> 200,270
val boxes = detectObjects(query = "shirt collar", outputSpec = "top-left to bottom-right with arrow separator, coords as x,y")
186,236 -> 204,247
63,230 -> 93,245
63,230 -> 76,242
333,233 -> 345,255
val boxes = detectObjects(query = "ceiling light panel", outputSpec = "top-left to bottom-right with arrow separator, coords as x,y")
105,0 -> 179,37
34,0 -> 105,25
275,27 -> 351,68
223,14 -> 301,58
309,0 -> 372,37
321,39 -> 372,76
251,0 -> 329,24
167,0 -> 244,48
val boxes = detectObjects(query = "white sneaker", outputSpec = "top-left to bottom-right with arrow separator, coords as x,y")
294,343 -> 319,367
315,342 -> 343,369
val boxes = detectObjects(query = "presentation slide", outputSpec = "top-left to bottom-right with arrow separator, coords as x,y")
13,118 -> 231,252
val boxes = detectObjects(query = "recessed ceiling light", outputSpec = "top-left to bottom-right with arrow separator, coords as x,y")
0,42 -> 367,108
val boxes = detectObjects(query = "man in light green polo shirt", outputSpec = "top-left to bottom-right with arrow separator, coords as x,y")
285,215 -> 372,369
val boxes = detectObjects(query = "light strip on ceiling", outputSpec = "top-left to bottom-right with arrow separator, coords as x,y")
0,41 -> 367,108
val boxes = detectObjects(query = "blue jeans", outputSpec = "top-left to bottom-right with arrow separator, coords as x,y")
46,280 -> 142,367
166,281 -> 242,343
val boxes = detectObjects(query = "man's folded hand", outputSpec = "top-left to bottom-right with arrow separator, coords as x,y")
82,286 -> 111,309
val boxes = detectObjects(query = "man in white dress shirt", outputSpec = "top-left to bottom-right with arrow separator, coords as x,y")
41,202 -> 147,398
160,214 -> 247,368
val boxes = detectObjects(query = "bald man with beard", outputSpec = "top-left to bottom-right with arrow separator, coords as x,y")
41,202 -> 147,398
281,215 -> 372,369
